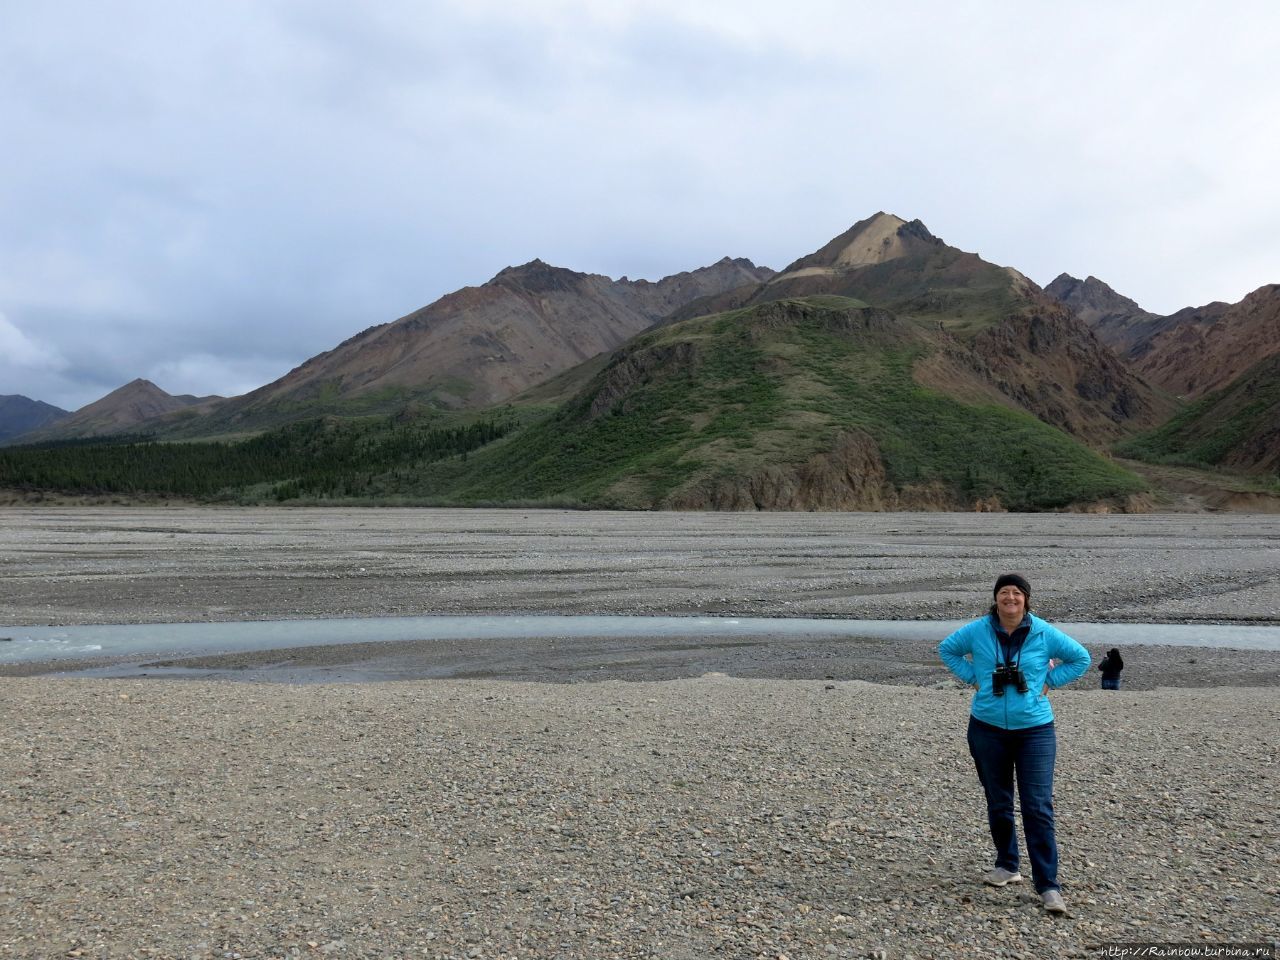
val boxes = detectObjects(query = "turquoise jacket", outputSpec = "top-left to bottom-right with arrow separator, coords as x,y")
939,613 -> 1091,729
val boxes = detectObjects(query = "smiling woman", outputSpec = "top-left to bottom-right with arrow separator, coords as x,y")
992,572 -> 1032,629
938,573 -> 1091,915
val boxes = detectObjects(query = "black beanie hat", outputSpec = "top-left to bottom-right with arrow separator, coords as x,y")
993,573 -> 1031,598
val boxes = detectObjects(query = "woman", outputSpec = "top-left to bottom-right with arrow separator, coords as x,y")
1098,648 -> 1124,690
938,573 -> 1090,915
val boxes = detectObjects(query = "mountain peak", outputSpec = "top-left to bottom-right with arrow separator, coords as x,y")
1047,273 -> 1117,296
487,259 -> 585,295
1045,273 -> 1151,320
72,378 -> 177,417
776,212 -> 943,279
116,378 -> 169,396
9,377 -> 208,443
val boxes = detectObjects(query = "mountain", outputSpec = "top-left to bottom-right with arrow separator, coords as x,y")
675,213 -> 1169,444
162,257 -> 776,438
14,379 -> 222,443
1048,279 -> 1279,475
0,395 -> 69,444
1043,273 -> 1279,401
1043,274 -> 1165,357
1046,273 -> 1236,379
397,296 -> 1149,511
1131,284 -> 1279,400
1118,350 -> 1280,475
0,294 -> 1156,512
7,212 -> 1259,510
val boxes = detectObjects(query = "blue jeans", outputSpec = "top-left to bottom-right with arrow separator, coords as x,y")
967,715 -> 1060,893
1102,677 -> 1120,690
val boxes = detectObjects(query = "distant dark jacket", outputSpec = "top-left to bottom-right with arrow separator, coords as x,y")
1099,649 -> 1124,681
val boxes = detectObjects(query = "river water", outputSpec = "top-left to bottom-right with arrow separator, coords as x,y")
3,615 -> 1280,665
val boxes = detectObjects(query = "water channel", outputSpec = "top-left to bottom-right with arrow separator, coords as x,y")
3,615 -> 1280,666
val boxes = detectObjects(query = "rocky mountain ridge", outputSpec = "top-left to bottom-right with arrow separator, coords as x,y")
1044,274 -> 1162,357
154,255 -> 776,438
1047,274 -> 1278,401
1135,284 -> 1279,399
1048,275 -> 1279,478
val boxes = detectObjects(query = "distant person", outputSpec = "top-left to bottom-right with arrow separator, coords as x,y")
1098,648 -> 1124,690
938,573 -> 1091,915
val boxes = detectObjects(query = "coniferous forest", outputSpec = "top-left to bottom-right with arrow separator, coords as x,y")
0,414 -> 515,501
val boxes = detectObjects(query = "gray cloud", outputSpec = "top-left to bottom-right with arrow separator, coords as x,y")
2,0 -> 1278,410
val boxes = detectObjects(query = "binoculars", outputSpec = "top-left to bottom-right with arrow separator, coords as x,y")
991,664 -> 1028,696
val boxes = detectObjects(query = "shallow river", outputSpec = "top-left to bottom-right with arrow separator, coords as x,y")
3,614 -> 1280,665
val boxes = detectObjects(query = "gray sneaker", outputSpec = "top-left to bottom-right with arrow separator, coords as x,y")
984,867 -> 1022,887
1042,889 -> 1067,914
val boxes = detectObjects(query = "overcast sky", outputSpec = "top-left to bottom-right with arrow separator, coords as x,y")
3,1 -> 1277,411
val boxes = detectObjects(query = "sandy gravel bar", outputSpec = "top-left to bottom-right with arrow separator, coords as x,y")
2,507 -> 1280,626
1,677 -> 1276,959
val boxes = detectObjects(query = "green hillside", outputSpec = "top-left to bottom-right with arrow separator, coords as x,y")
406,297 -> 1144,509
153,382 -> 430,441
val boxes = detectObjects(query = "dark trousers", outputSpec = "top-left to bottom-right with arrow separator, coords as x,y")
967,715 -> 1060,893
1102,677 -> 1120,690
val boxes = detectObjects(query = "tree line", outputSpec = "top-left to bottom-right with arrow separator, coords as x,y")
0,415 -> 514,500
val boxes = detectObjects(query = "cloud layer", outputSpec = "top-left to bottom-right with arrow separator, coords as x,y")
3,0 -> 1278,409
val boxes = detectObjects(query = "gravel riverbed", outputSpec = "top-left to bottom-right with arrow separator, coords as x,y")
2,678 -> 1276,959
1,507 -> 1278,958
2,507 -> 1279,626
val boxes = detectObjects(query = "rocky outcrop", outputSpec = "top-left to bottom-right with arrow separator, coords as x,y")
746,299 -> 900,338
916,304 -> 1171,442
588,341 -> 700,419
663,429 -> 894,511
1044,274 -> 1161,356
659,426 -> 1143,513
